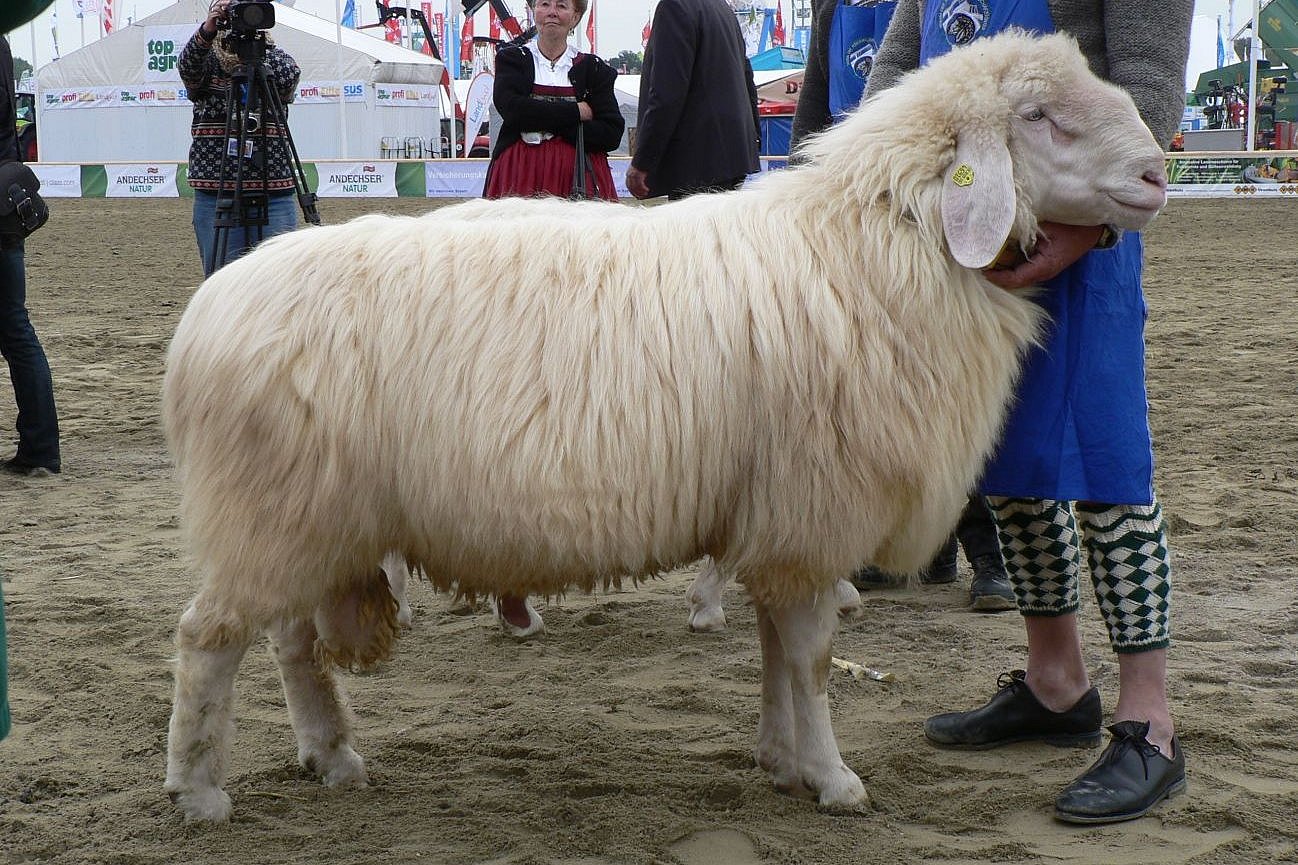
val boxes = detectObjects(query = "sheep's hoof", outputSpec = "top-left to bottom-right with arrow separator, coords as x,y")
688,605 -> 727,633
301,744 -> 369,788
168,787 -> 233,823
810,765 -> 870,812
834,578 -> 864,621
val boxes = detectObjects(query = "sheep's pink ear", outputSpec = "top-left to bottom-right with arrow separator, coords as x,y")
940,126 -> 1015,270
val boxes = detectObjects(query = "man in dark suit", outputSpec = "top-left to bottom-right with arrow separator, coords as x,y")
627,0 -> 760,200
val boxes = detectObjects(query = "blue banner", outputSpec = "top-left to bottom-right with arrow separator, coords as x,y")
341,0 -> 356,28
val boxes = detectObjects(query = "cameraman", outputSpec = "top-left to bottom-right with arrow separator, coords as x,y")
180,0 -> 301,276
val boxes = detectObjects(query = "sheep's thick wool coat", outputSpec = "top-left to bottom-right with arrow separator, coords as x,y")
164,39 -> 1061,643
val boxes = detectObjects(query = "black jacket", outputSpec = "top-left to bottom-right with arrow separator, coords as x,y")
634,0 -> 760,197
489,44 -> 625,159
0,37 -> 19,164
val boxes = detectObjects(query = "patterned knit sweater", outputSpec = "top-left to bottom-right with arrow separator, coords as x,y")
791,0 -> 1193,154
178,29 -> 301,192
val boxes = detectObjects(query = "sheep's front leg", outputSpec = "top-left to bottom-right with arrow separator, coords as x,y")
380,551 -> 413,628
267,617 -> 369,789
165,602 -> 255,823
686,556 -> 729,632
755,603 -> 809,797
762,591 -> 867,810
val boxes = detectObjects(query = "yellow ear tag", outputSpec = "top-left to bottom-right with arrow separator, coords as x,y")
951,164 -> 975,187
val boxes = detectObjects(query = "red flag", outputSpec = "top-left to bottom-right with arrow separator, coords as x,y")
421,2 -> 435,54
641,17 -> 651,49
772,1 -> 785,47
381,1 -> 402,43
102,0 -> 114,34
489,6 -> 501,40
586,0 -> 597,54
460,11 -> 474,64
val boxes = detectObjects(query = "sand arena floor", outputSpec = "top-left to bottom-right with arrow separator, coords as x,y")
0,197 -> 1295,864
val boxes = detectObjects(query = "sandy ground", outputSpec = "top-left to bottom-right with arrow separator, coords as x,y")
0,196 -> 1295,865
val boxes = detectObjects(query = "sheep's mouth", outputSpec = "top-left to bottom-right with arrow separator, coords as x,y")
1105,192 -> 1165,225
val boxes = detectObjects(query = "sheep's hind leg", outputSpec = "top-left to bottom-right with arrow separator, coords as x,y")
380,551 -> 413,628
164,601 -> 256,823
686,556 -> 729,633
267,617 -> 369,789
763,591 -> 867,810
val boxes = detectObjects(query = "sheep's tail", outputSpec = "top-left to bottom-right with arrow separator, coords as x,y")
312,566 -> 402,672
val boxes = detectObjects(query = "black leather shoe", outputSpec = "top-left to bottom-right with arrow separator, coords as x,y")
2,458 -> 59,477
919,539 -> 958,585
968,553 -> 1016,612
925,670 -> 1103,750
1055,720 -> 1186,824
850,565 -> 903,590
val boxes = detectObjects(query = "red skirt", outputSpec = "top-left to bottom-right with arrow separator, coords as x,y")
484,136 -> 618,201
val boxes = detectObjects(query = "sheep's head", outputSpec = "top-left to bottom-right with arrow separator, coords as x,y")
810,30 -> 1169,270
931,30 -> 1168,268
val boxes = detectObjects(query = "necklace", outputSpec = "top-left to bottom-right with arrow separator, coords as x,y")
539,44 -> 565,71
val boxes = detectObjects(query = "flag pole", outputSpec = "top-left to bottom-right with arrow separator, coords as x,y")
1246,0 -> 1259,150
335,0 -> 350,158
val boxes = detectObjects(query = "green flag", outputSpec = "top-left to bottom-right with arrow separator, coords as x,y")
0,1 -> 56,34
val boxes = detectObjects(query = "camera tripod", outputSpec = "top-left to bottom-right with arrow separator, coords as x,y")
209,30 -> 320,272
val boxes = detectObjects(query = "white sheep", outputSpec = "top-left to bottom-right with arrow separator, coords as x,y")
162,31 -> 1169,822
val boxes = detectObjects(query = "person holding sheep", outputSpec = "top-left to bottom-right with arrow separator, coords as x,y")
483,0 -> 624,201
867,0 -> 1192,825
790,0 -> 1016,613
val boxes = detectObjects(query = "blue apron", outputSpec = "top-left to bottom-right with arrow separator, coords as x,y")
828,1 -> 897,119
920,0 -> 1155,505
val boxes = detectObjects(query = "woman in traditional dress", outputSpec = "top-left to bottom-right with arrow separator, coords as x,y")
483,0 -> 623,201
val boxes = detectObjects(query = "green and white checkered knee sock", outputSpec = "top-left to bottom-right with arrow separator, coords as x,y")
1075,501 -> 1172,653
987,497 -> 1081,615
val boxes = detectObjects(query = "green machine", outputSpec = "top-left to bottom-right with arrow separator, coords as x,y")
1192,0 -> 1298,143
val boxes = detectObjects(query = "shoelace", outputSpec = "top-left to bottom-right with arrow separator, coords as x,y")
1099,723 -> 1161,781
995,669 -> 1029,692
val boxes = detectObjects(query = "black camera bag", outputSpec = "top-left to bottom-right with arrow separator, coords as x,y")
0,161 -> 49,240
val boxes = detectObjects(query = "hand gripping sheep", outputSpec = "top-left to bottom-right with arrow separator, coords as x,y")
162,31 -> 1169,822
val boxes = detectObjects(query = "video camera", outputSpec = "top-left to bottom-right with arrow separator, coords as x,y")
222,0 -> 275,34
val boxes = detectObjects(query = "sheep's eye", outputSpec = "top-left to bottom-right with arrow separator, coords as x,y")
1022,107 -> 1046,121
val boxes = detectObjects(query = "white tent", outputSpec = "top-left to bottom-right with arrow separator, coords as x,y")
36,0 -> 446,161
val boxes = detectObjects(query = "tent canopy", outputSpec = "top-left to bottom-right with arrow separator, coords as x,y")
38,0 -> 443,89
36,0 -> 446,161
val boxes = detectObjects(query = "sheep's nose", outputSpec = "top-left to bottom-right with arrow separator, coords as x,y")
1142,166 -> 1168,190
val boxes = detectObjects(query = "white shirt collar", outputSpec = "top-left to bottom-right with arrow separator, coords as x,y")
529,38 -> 579,85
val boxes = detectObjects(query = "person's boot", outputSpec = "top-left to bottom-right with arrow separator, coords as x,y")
968,552 -> 1016,612
919,538 -> 958,584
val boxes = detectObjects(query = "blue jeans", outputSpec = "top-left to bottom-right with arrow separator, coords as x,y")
0,243 -> 59,470
192,190 -> 299,277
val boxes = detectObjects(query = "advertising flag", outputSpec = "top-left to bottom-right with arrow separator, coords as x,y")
341,0 -> 356,28
382,1 -> 402,43
489,5 -> 501,40
460,9 -> 474,65
773,1 -> 785,46
421,2 -> 434,54
586,0 -> 597,54
102,0 -> 114,33
1216,15 -> 1226,68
